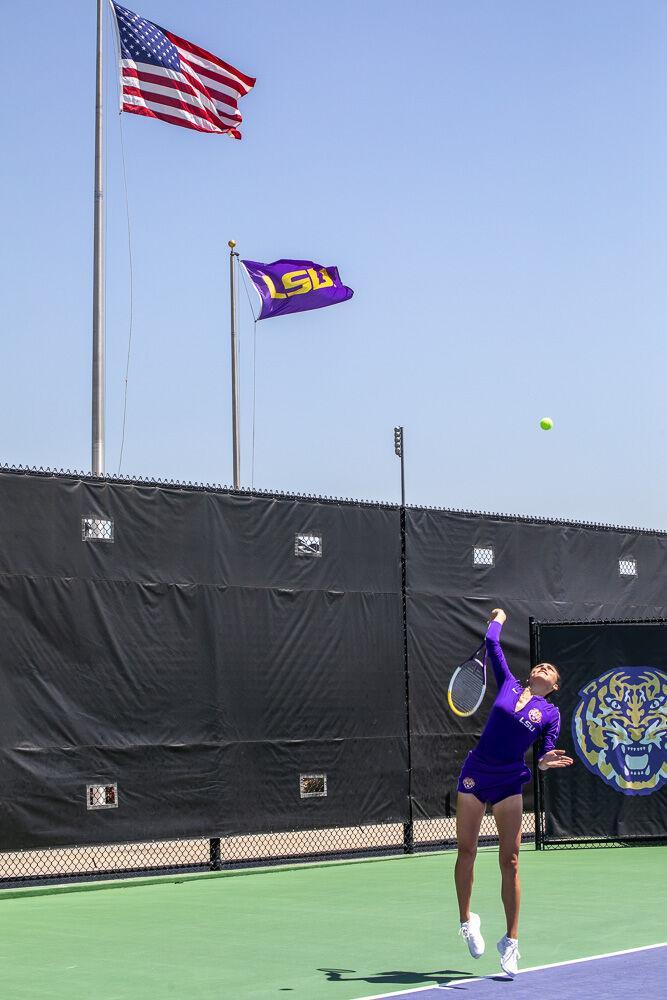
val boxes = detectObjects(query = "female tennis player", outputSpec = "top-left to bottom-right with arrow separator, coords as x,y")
455,608 -> 573,977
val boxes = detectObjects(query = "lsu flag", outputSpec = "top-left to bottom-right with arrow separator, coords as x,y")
242,259 -> 354,320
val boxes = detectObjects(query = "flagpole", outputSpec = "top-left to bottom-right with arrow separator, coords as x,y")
92,0 -> 105,475
229,240 -> 241,488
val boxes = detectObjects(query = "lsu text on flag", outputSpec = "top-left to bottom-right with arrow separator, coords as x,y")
110,3 -> 255,137
242,260 -> 354,321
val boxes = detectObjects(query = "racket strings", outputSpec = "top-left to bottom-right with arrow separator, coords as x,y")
449,658 -> 486,714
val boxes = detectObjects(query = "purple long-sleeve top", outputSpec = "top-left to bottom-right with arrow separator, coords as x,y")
474,620 -> 561,766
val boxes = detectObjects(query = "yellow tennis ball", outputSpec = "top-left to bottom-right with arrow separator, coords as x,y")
540,417 -> 553,431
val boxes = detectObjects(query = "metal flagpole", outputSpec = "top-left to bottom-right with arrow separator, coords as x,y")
228,240 -> 241,488
92,0 -> 105,475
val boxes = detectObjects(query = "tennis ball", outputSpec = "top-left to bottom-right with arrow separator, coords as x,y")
540,417 -> 553,431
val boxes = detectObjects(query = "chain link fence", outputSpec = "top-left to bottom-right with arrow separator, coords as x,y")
0,812 -> 535,888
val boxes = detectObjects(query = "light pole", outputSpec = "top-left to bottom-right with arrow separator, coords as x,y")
394,426 -> 405,506
394,425 -> 413,853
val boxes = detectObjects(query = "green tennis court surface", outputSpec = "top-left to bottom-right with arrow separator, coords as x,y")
0,846 -> 664,999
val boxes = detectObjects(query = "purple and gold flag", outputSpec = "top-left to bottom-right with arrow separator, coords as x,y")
242,259 -> 353,321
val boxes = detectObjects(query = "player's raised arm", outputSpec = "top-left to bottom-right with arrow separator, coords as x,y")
485,608 -> 511,687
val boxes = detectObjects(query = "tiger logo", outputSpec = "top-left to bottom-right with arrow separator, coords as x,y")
572,667 -> 667,796
528,708 -> 542,724
462,777 -> 476,790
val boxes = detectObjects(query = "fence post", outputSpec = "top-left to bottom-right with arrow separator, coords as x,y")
529,617 -> 543,850
209,837 -> 223,870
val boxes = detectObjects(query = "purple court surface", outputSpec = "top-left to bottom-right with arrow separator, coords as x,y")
352,944 -> 666,1000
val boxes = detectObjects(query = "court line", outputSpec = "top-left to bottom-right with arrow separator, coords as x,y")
349,941 -> 667,1000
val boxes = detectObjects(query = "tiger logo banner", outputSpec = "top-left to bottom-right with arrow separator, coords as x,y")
571,667 -> 667,796
242,259 -> 353,320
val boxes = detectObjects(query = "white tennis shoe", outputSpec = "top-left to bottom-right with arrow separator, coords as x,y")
459,912 -> 485,958
497,934 -> 520,977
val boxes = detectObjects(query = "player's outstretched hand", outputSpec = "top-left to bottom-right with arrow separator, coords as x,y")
538,749 -> 574,770
490,608 -> 507,625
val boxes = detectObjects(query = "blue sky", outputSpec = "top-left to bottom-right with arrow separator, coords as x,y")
1,1 -> 667,528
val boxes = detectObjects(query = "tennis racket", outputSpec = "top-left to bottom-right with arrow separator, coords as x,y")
447,642 -> 487,717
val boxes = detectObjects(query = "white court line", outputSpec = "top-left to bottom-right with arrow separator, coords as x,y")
349,941 -> 667,1000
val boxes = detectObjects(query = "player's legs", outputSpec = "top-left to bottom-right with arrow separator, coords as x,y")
491,792 -> 523,938
454,791 -> 486,922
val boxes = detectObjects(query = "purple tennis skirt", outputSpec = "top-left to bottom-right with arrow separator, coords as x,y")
457,750 -> 532,806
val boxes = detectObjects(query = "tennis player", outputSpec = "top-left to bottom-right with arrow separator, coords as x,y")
455,608 -> 573,977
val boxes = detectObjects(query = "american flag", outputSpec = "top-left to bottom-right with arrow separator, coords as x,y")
110,3 -> 255,137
